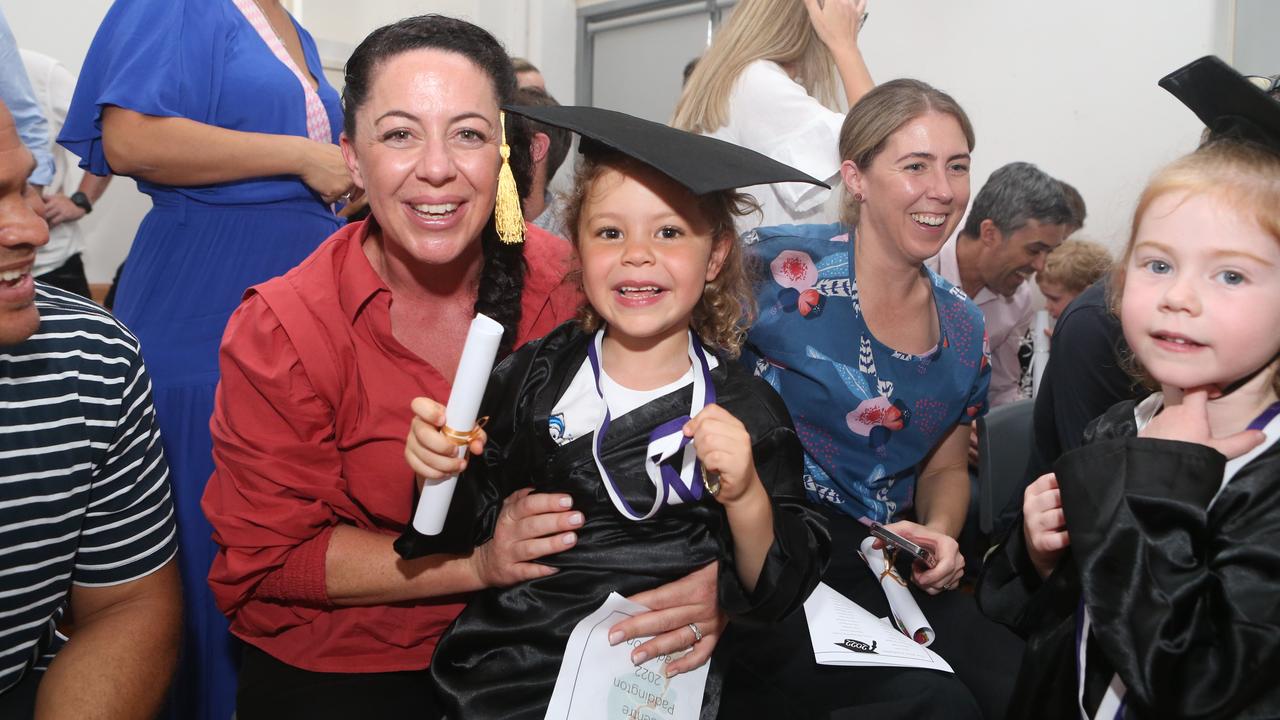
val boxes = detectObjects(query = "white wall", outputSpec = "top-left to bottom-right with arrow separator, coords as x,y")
299,0 -> 579,102
853,0 -> 1233,253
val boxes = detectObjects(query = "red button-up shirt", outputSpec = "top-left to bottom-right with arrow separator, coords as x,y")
203,221 -> 581,672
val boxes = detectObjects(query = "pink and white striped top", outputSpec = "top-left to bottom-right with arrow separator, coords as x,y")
231,0 -> 332,144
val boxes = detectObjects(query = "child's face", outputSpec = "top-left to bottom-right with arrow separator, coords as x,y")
576,164 -> 729,351
1036,277 -> 1076,319
1121,191 -> 1280,393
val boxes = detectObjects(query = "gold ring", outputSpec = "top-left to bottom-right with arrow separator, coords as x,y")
441,416 -> 488,446
700,466 -> 721,497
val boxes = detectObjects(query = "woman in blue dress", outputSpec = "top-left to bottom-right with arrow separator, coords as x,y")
59,1 -> 353,718
719,79 -> 1023,720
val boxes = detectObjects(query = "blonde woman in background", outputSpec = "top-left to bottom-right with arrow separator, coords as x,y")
673,0 -> 873,230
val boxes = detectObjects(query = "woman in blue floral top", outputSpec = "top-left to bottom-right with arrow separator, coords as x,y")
719,79 -> 1024,720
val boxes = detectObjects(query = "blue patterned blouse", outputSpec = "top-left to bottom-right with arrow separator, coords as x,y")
742,223 -> 991,523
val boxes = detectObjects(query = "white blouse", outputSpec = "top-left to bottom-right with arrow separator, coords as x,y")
705,60 -> 846,232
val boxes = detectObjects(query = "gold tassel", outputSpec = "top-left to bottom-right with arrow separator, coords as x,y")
494,111 -> 525,245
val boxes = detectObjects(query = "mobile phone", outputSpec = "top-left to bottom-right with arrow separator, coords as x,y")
868,522 -> 937,568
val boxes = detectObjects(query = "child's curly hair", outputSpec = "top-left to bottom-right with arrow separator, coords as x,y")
561,151 -> 760,357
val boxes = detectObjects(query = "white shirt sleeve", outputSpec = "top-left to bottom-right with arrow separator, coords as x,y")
722,60 -> 845,214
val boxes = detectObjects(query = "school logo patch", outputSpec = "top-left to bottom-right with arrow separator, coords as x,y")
548,413 -> 573,445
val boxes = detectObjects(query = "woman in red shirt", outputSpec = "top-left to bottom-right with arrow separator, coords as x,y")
202,15 -> 722,718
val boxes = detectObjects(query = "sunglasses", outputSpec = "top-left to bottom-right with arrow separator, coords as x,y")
1246,74 -> 1280,96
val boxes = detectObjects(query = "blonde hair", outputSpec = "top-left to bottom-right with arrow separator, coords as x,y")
1038,239 -> 1112,294
562,153 -> 760,357
1110,139 -> 1280,393
671,0 -> 838,134
838,79 -> 975,227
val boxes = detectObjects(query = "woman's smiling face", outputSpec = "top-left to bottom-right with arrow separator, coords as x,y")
842,111 -> 972,264
341,48 -> 502,268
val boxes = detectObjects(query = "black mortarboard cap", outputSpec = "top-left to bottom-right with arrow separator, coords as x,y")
1159,55 -> 1280,152
503,104 -> 828,195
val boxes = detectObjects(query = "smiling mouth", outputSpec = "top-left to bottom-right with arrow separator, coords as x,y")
410,202 -> 459,219
1152,332 -> 1205,348
0,267 -> 31,288
617,285 -> 664,299
910,213 -> 946,227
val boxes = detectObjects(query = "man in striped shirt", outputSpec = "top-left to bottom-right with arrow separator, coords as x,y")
0,100 -> 180,717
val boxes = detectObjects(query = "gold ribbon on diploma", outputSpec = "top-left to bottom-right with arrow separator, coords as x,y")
441,417 -> 489,447
879,549 -> 909,588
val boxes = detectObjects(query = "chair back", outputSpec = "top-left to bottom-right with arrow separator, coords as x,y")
977,398 -> 1035,535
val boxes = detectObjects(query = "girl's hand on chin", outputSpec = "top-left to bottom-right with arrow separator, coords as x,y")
1141,387 -> 1265,460
684,404 -> 762,506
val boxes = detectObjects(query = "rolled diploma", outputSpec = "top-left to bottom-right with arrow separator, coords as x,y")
1032,309 -> 1051,397
411,313 -> 506,535
858,536 -> 935,646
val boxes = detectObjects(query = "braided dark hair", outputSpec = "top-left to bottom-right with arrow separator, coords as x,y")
343,15 -> 533,356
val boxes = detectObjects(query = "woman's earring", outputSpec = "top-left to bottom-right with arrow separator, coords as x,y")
854,192 -> 865,202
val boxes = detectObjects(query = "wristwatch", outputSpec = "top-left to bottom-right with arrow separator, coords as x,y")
70,191 -> 93,214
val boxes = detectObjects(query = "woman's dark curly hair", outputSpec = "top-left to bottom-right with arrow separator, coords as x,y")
342,15 -> 534,357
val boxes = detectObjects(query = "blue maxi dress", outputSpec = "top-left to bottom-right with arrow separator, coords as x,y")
59,1 -> 343,717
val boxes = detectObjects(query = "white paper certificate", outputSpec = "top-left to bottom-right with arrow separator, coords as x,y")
544,593 -> 710,720
803,582 -> 953,673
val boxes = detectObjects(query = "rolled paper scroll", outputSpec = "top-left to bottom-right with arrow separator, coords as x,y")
858,536 -> 935,646
1032,309 -> 1051,397
411,313 -> 505,535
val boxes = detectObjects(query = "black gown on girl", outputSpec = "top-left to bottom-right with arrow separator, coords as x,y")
978,398 -> 1280,719
396,322 -> 830,719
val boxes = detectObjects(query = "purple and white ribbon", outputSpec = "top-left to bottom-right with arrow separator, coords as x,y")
586,329 -> 715,521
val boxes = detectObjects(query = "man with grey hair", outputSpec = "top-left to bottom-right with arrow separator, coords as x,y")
926,161 -> 1072,406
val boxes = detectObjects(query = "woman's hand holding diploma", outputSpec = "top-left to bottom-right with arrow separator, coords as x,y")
876,521 -> 963,594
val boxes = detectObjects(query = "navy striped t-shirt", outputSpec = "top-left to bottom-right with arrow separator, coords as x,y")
0,284 -> 177,694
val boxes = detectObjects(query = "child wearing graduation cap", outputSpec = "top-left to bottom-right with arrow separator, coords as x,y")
398,106 -> 831,718
979,56 -> 1280,719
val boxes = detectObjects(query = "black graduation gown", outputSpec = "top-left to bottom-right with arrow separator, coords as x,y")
978,399 -> 1280,719
396,322 -> 830,720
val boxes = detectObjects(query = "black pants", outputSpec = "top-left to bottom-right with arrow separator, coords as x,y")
719,507 -> 1023,720
237,644 -> 443,720
0,669 -> 41,718
35,253 -> 92,301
